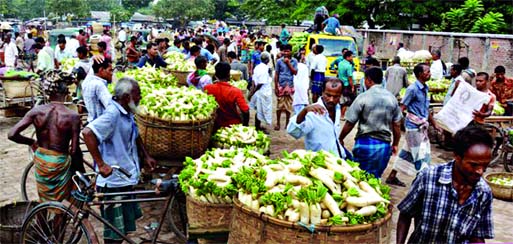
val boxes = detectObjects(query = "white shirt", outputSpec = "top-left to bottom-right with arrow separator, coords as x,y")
118,29 -> 127,42
311,53 -> 327,72
227,42 -> 237,52
4,42 -> 18,67
253,63 -> 272,94
55,48 -> 72,62
306,52 -> 316,71
43,46 -> 54,59
293,63 -> 310,106
430,59 -> 444,80
65,38 -> 80,57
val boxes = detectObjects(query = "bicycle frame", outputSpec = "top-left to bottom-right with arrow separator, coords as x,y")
71,172 -> 177,244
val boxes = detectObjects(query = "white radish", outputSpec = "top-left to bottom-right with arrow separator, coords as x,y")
288,210 -> 300,222
355,206 -> 377,216
322,193 -> 342,216
310,203 -> 322,225
358,181 -> 390,204
266,205 -> 275,216
322,210 -> 331,219
320,219 -> 328,225
199,195 -> 208,203
346,196 -> 385,207
251,200 -> 260,211
284,175 -> 312,186
346,204 -> 357,213
309,167 -> 342,195
264,171 -> 284,189
299,202 -> 310,224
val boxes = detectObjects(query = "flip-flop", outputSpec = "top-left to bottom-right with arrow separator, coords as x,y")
386,177 -> 406,187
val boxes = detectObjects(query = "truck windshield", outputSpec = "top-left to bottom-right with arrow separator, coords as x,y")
318,38 -> 357,57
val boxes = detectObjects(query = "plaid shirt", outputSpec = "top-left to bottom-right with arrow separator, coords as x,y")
398,161 -> 494,243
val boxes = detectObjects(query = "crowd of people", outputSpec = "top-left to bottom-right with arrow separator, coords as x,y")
3,20 -> 507,243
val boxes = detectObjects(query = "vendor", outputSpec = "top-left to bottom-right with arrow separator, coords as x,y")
137,42 -> 167,69
204,62 -> 250,131
287,78 -> 347,159
490,65 -> 513,114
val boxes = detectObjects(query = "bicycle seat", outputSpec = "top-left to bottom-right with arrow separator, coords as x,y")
151,178 -> 179,193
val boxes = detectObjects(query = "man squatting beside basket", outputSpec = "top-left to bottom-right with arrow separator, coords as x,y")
8,71 -> 84,202
397,126 -> 495,243
83,78 -> 157,243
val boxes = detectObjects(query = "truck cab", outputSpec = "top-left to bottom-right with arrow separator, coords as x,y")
305,34 -> 361,77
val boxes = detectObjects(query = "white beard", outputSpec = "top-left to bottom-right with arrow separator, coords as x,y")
128,99 -> 139,114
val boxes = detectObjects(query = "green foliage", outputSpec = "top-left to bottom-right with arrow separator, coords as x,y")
153,0 -> 214,26
46,0 -> 90,19
471,11 -> 506,33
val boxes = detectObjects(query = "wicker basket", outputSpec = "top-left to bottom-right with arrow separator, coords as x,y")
0,201 -> 38,243
228,199 -> 393,244
169,70 -> 191,86
484,172 -> 513,201
2,80 -> 32,98
186,196 -> 233,230
136,113 -> 215,160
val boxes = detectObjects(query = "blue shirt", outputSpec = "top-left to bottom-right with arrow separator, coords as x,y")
322,17 -> 341,35
137,54 -> 168,69
81,75 -> 112,122
276,57 -> 298,87
398,161 -> 494,243
401,80 -> 430,129
250,50 -> 262,70
87,101 -> 140,188
287,98 -> 346,158
200,48 -> 215,61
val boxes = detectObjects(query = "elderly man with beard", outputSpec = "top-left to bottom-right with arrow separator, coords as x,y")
82,78 -> 157,243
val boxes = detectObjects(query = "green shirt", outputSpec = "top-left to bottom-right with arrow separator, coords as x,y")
338,59 -> 353,86
280,29 -> 290,44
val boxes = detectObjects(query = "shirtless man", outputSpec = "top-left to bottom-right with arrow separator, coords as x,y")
8,71 -> 83,202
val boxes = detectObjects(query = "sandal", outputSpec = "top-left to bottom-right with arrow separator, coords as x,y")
386,177 -> 406,187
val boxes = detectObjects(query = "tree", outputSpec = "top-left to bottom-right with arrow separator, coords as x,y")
153,0 -> 215,26
46,0 -> 90,19
123,0 -> 152,12
240,0 -> 296,25
430,0 -> 507,33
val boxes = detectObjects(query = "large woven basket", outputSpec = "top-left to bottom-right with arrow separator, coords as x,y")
2,80 -> 32,98
169,70 -> 191,86
228,199 -> 393,244
136,113 -> 215,160
186,196 -> 233,230
0,201 -> 38,243
484,172 -> 513,201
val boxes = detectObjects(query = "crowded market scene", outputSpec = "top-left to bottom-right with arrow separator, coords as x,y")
0,0 -> 513,243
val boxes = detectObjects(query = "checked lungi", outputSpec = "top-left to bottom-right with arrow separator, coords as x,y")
311,71 -> 325,96
353,136 -> 392,178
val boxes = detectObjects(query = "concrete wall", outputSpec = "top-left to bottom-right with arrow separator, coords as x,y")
264,26 -> 513,74
357,29 -> 513,74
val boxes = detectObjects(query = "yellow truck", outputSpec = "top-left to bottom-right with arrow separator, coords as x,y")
305,33 -> 361,76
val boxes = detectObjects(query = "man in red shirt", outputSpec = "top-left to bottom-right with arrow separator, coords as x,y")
77,29 -> 88,47
204,62 -> 250,131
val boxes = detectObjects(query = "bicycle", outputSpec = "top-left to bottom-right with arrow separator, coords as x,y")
20,166 -> 188,243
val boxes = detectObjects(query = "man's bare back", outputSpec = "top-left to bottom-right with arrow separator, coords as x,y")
9,103 -> 80,154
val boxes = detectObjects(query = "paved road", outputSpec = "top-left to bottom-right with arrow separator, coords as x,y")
1,113 -> 512,243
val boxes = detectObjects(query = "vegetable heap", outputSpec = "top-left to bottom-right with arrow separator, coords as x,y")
493,103 -> 505,115
164,52 -> 196,72
60,58 -> 79,73
139,86 -> 217,121
229,79 -> 248,91
233,150 -> 391,226
179,148 -> 269,204
212,125 -> 270,153
116,65 -> 178,94
490,176 -> 513,187
288,32 -> 309,55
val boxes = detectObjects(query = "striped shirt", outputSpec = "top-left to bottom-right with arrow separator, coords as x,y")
82,75 -> 112,122
398,161 -> 494,243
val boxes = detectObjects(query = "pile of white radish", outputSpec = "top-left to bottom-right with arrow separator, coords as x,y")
178,148 -> 269,204
233,149 -> 391,226
212,125 -> 270,153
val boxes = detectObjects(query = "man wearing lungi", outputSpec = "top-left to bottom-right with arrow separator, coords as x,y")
339,67 -> 402,178
83,78 -> 157,242
9,71 -> 83,202
385,63 -> 442,186
274,44 -> 298,130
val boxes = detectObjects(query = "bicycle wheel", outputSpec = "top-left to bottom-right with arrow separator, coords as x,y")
21,201 -> 94,244
21,161 -> 39,202
166,191 -> 188,242
503,146 -> 513,172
